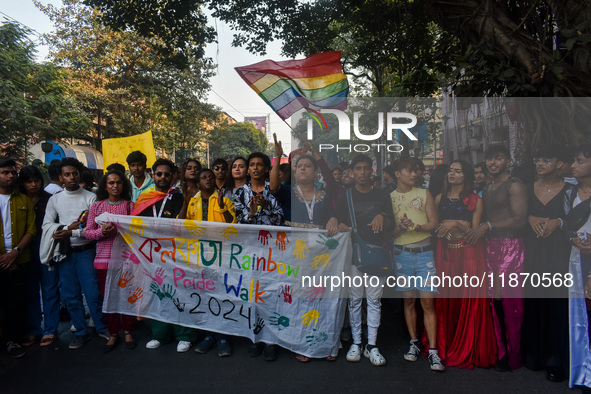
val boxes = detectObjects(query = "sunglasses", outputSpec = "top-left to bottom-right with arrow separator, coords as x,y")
213,166 -> 227,171
155,171 -> 172,177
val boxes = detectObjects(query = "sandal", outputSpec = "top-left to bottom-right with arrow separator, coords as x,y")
326,356 -> 337,362
124,332 -> 137,350
295,354 -> 310,363
40,335 -> 57,346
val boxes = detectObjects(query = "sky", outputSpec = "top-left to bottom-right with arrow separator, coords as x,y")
0,0 -> 293,151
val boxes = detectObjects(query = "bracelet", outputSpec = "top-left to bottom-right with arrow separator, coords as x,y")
558,218 -> 564,230
487,221 -> 493,231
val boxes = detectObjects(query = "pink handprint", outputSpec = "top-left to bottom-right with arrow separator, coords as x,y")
280,285 -> 292,304
305,285 -> 326,302
258,230 -> 272,245
118,271 -> 135,288
127,287 -> 143,304
144,267 -> 167,285
276,231 -> 289,251
122,250 -> 140,265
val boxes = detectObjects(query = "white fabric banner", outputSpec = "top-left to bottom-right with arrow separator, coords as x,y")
95,213 -> 351,357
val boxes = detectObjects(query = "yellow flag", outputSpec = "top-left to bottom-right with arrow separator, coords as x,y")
102,131 -> 156,172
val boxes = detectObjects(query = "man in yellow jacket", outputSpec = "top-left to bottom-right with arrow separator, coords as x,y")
180,169 -> 236,224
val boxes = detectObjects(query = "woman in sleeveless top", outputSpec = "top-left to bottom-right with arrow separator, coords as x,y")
433,160 -> 497,368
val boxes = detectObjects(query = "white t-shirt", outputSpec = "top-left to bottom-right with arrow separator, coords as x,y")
0,194 -> 12,251
44,183 -> 64,195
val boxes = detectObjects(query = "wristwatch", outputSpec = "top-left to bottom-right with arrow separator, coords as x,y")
13,246 -> 22,255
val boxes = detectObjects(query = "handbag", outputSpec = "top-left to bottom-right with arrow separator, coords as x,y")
346,190 -> 394,276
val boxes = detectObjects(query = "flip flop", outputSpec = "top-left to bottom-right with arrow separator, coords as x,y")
295,354 -> 310,363
40,335 -> 57,346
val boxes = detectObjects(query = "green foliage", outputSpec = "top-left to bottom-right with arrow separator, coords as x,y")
37,0 -> 219,156
82,0 -> 216,69
208,122 -> 268,161
0,21 -> 91,160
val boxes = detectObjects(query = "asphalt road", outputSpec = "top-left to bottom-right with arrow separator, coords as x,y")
1,305 -> 573,393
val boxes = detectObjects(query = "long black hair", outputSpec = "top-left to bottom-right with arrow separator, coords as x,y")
96,170 -> 132,201
440,160 -> 475,200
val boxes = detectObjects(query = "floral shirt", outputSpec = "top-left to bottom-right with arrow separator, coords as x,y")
234,181 -> 284,225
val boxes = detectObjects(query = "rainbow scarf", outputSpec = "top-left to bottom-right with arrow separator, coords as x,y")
131,190 -> 168,216
235,51 -> 348,120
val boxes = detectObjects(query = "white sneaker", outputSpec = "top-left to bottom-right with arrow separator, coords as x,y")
346,343 -> 362,362
146,339 -> 161,349
70,324 -> 76,333
177,340 -> 192,352
364,345 -> 386,366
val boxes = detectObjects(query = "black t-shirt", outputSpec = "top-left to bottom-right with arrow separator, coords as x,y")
138,193 -> 184,218
336,187 -> 394,246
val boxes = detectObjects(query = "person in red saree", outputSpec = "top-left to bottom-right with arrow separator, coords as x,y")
433,160 -> 497,369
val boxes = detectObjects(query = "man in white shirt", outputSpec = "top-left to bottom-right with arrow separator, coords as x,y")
41,158 -> 108,350
44,162 -> 63,195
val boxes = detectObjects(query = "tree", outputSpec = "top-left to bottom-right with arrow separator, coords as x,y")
208,122 -> 268,161
82,0 -> 216,69
0,21 -> 91,160
37,0 -> 218,154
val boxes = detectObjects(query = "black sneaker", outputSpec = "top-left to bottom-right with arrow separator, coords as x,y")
7,341 -> 25,358
69,334 -> 90,350
194,335 -> 215,354
263,344 -> 277,361
249,342 -> 264,357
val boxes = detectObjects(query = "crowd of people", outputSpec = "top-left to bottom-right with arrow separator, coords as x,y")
1,137 -> 591,388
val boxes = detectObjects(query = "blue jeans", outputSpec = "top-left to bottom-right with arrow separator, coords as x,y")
39,264 -> 61,336
56,249 -> 107,336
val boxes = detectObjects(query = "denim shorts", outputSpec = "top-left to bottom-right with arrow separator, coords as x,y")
394,247 -> 437,292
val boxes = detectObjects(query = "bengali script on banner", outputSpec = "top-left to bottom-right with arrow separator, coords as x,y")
95,213 -> 351,357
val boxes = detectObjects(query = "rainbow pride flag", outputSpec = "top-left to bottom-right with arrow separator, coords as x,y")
235,51 -> 348,120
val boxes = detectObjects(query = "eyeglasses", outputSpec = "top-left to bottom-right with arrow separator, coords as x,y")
533,158 -> 553,166
213,166 -> 227,171
155,171 -> 172,177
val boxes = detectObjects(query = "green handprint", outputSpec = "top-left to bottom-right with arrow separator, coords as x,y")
316,233 -> 339,250
150,282 -> 165,300
163,284 -> 177,299
269,312 -> 290,330
306,329 -> 328,347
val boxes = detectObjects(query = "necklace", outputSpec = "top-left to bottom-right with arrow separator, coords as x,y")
537,181 -> 562,193
107,199 -> 124,205
297,185 -> 316,223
